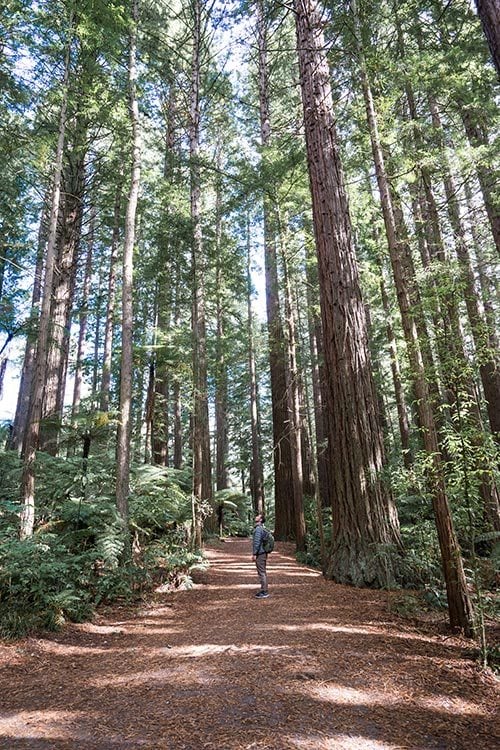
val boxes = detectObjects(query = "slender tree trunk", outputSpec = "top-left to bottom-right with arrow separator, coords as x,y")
172,274 -> 183,470
116,0 -> 142,525
214,148 -> 228,493
151,326 -> 170,466
144,355 -> 156,464
295,0 -> 402,587
257,0 -> 294,540
100,181 -> 122,412
152,88 -> 179,466
190,0 -> 212,548
429,97 -> 500,441
246,216 -> 265,514
19,19 -> 72,538
305,241 -> 331,509
352,0 -> 474,632
280,228 -> 306,550
173,377 -> 183,470
379,267 -> 411,467
71,205 -> 96,419
90,261 -> 103,402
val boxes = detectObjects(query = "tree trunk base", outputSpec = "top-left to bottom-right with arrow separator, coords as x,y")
325,541 -> 402,589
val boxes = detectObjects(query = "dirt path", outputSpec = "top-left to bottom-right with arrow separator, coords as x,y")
0,538 -> 498,750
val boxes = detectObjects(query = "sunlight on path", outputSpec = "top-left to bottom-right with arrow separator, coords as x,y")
0,537 -> 498,750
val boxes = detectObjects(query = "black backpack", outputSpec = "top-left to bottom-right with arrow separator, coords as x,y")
261,527 -> 275,553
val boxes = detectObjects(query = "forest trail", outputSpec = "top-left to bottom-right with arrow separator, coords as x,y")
0,538 -> 498,750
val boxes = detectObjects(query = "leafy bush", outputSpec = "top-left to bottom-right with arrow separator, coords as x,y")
0,451 -> 199,639
0,534 -> 95,637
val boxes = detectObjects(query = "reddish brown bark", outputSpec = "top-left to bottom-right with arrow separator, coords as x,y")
295,0 -> 402,587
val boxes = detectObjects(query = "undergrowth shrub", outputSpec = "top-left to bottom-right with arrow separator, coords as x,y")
0,452 -> 199,639
214,489 -> 253,538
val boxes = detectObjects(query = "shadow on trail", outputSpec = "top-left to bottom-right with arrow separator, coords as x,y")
0,538 -> 497,750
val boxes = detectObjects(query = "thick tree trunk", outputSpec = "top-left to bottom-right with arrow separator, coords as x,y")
116,0 -> 142,525
10,201 -> 48,452
19,20 -> 72,538
295,0 -> 402,587
475,0 -> 500,77
39,143 -> 86,454
353,1 -> 474,632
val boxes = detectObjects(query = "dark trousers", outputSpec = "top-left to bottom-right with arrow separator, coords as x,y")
256,553 -> 268,591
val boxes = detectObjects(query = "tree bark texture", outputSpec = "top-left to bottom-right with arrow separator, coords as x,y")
39,139 -> 86,454
19,18 -> 72,538
257,0 -> 295,540
116,0 -> 142,525
352,1 -> 474,632
10,201 -> 48,452
475,0 -> 500,77
99,181 -> 122,412
190,0 -> 212,548
280,233 -> 306,550
295,0 -> 402,587
71,205 -> 96,420
246,219 -> 265,514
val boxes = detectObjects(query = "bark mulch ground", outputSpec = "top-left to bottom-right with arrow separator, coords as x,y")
0,538 -> 498,750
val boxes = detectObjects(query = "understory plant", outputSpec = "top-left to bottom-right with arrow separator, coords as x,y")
0,451 -> 199,638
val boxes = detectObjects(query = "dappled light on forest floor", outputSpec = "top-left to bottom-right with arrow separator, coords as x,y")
0,538 -> 498,750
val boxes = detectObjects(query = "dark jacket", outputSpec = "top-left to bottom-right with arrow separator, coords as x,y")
253,523 -> 266,555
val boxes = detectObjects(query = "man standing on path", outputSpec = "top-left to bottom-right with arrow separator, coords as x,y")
252,512 -> 269,598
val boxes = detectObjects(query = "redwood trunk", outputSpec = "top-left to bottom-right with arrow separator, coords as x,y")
20,20 -> 72,537
353,1 -> 474,632
295,0 -> 402,587
40,145 -> 86,454
475,0 -> 500,77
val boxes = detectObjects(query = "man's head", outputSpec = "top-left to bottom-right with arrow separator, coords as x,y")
255,512 -> 265,525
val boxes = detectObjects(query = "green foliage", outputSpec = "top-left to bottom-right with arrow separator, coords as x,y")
0,534 -> 95,637
0,451 -> 198,639
295,497 -> 331,570
213,488 -> 253,537
130,464 -> 193,540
